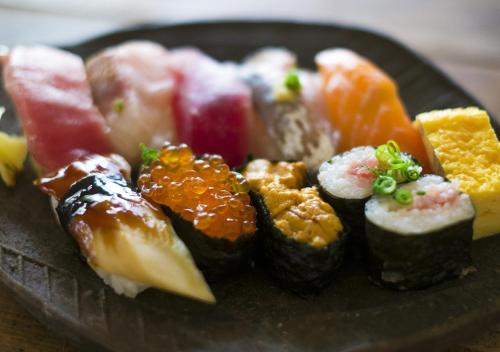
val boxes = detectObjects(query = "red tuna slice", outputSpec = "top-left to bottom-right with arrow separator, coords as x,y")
2,46 -> 111,174
170,49 -> 252,167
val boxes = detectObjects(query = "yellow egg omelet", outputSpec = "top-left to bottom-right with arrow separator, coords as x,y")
416,107 -> 500,239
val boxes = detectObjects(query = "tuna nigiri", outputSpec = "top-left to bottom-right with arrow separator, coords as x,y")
316,48 -> 430,171
2,46 -> 111,173
242,48 -> 338,170
170,48 -> 252,167
36,154 -> 214,302
86,41 -> 177,165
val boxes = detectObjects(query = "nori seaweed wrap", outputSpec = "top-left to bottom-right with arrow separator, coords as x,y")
138,143 -> 257,280
243,159 -> 347,293
365,175 -> 475,290
317,146 -> 376,258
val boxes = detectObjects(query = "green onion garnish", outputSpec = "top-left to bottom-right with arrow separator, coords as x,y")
393,188 -> 413,205
373,175 -> 397,195
113,98 -> 125,113
406,165 -> 422,181
367,140 -> 425,204
140,143 -> 159,166
416,190 -> 426,196
284,69 -> 301,93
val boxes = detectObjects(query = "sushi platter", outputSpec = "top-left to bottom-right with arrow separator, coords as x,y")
0,21 -> 499,352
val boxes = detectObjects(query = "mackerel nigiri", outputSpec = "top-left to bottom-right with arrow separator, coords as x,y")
170,48 -> 252,167
36,154 -> 214,302
242,48 -> 337,170
2,46 -> 111,173
316,48 -> 430,171
86,41 -> 177,165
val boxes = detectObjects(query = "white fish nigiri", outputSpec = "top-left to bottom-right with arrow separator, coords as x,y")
86,41 -> 177,165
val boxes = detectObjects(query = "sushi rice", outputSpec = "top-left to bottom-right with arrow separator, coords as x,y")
365,175 -> 475,234
318,146 -> 376,199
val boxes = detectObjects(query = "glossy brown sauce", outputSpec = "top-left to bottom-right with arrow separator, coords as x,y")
35,154 -> 131,200
36,154 -> 172,260
71,190 -> 172,260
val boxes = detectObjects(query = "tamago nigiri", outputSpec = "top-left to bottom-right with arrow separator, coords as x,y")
316,48 -> 430,171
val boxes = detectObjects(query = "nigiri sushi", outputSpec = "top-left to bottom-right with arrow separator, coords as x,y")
316,48 -> 430,171
2,46 -> 112,173
170,48 -> 253,167
243,159 -> 347,293
242,48 -> 337,170
138,143 -> 257,279
36,154 -> 214,302
86,41 -> 177,165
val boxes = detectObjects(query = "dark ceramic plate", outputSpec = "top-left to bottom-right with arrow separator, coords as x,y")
0,20 -> 499,352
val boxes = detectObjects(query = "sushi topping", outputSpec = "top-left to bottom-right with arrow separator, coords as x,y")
368,140 -> 423,204
393,188 -> 413,205
373,175 -> 397,195
138,143 -> 256,240
140,143 -> 160,166
36,154 -> 131,200
284,68 -> 302,93
244,159 -> 343,248
273,68 -> 302,102
113,98 -> 125,113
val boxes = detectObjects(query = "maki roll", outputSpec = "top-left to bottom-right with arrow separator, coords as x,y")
317,146 -> 377,257
242,48 -> 337,171
317,141 -> 423,258
36,154 -> 214,302
365,175 -> 475,290
243,159 -> 347,293
138,143 -> 257,279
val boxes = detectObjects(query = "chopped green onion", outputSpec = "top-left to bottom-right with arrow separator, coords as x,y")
113,98 -> 125,113
416,190 -> 426,196
373,175 -> 397,195
284,69 -> 301,93
375,144 -> 393,168
140,143 -> 159,166
387,168 -> 407,183
406,165 -> 422,181
387,140 -> 400,158
388,158 -> 409,170
393,188 -> 413,205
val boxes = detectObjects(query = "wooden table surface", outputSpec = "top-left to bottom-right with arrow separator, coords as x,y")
0,1 -> 499,351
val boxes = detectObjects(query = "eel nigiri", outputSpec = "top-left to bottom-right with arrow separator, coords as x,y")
2,46 -> 111,173
170,48 -> 252,167
36,154 -> 214,302
242,48 -> 338,170
86,41 -> 177,165
316,48 -> 430,171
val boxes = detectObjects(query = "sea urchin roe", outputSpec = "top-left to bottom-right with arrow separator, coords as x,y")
138,143 -> 256,241
243,159 -> 307,190
244,159 -> 343,248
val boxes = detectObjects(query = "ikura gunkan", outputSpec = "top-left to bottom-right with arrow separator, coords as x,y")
138,143 -> 257,278
243,159 -> 347,293
365,175 -> 475,290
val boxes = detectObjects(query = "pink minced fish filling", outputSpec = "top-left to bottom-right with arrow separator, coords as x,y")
347,156 -> 378,185
411,182 -> 461,210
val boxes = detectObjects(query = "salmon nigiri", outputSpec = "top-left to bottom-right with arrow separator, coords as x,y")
315,48 -> 430,171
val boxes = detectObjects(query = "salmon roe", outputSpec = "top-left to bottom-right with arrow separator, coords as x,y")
138,143 -> 256,240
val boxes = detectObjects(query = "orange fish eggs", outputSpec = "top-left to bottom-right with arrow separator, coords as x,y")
138,144 -> 256,240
